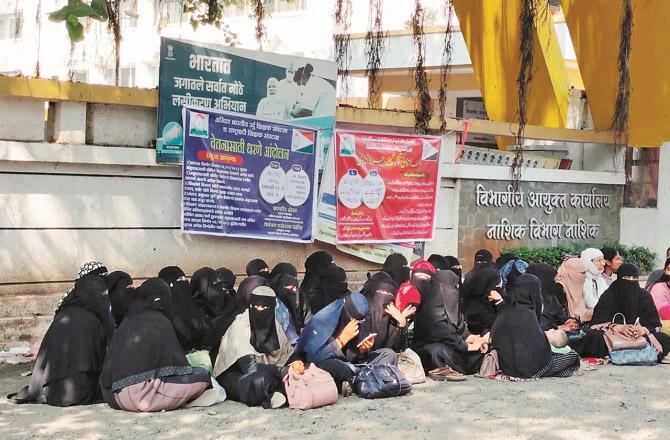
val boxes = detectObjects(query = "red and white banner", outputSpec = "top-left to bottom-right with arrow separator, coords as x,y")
335,130 -> 441,243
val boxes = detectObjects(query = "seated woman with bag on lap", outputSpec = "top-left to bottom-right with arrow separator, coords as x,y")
295,292 -> 397,397
213,286 -> 297,409
575,263 -> 670,363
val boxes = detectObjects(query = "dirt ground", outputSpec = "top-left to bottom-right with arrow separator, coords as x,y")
0,362 -> 669,440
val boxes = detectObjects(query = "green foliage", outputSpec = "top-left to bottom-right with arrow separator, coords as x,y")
49,0 -> 109,43
502,243 -> 656,274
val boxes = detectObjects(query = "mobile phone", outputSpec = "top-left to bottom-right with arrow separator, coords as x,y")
357,333 -> 378,347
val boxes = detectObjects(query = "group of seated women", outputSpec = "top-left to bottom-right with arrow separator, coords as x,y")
9,245 -> 670,410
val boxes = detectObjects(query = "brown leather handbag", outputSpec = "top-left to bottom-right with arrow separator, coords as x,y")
602,313 -> 648,352
475,350 -> 500,378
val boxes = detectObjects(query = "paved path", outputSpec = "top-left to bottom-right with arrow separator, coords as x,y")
0,362 -> 669,439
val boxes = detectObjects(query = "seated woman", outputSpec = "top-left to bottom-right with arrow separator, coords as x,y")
246,258 -> 270,279
361,272 -> 414,352
159,266 -> 212,352
527,263 -> 579,332
649,258 -> 670,319
574,263 -> 670,361
601,247 -> 623,287
460,268 -> 504,335
272,272 -> 310,333
413,269 -> 487,381
213,286 -> 296,409
106,271 -> 134,326
296,292 -> 397,396
300,251 -> 334,313
9,275 -> 110,406
580,248 -> 608,309
100,278 -> 210,412
312,264 -> 350,314
381,253 -> 411,285
555,257 -> 592,322
491,274 -> 580,379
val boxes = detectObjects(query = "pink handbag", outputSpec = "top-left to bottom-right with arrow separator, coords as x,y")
283,364 -> 338,410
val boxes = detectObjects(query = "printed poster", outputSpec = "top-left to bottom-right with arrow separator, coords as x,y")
335,130 -> 442,244
315,143 -> 416,264
158,37 -> 336,165
181,107 -> 318,243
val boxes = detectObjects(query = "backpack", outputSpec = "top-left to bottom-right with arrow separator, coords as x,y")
353,364 -> 412,399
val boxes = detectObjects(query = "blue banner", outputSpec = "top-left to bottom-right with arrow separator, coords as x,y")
182,107 -> 318,243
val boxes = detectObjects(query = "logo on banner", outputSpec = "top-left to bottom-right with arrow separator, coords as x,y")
339,134 -> 356,157
291,129 -> 315,154
421,140 -> 439,161
189,112 -> 209,138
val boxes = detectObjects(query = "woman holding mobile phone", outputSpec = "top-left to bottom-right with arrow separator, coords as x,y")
295,292 -> 397,397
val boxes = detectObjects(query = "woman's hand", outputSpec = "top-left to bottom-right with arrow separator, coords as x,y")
290,360 -> 305,375
559,319 -> 580,331
336,319 -> 360,348
385,302 -> 415,327
488,289 -> 503,304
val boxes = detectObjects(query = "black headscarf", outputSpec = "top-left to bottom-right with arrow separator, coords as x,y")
320,265 -> 349,308
248,286 -> 280,353
101,278 -> 190,391
269,262 -> 298,280
526,263 -> 569,330
444,256 -> 463,281
491,274 -> 552,378
300,251 -> 334,313
382,253 -> 411,284
414,270 -> 469,351
54,261 -> 109,315
428,254 -> 449,271
591,264 -> 662,332
157,267 -> 211,351
460,268 -> 501,335
362,272 -> 399,350
271,273 -> 304,330
106,271 -> 133,326
190,267 -> 225,318
246,258 -> 270,278
11,275 -> 109,404
158,266 -> 186,286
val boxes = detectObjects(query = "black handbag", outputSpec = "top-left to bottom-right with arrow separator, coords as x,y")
353,364 -> 412,399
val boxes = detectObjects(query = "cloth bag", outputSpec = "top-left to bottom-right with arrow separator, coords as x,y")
609,344 -> 658,366
475,350 -> 500,379
601,314 -> 648,352
283,364 -> 338,410
186,350 -> 213,375
397,349 -> 426,384
353,364 -> 412,399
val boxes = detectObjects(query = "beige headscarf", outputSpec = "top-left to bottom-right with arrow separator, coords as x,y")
556,257 -> 592,322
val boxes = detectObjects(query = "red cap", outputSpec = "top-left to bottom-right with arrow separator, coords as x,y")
395,281 -> 421,312
412,259 -> 436,274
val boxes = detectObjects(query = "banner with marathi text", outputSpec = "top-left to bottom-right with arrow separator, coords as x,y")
182,107 -> 318,243
158,37 -> 336,165
335,130 -> 442,244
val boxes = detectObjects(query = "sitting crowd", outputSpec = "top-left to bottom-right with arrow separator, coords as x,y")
8,245 -> 670,411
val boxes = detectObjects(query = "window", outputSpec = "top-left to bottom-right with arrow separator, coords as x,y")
121,0 -> 138,28
74,71 -> 89,83
105,67 -> 136,87
625,147 -> 660,208
156,0 -> 185,26
264,0 -> 307,14
0,13 -> 22,40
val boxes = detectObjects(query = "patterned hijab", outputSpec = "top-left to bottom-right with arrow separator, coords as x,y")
54,261 -> 109,314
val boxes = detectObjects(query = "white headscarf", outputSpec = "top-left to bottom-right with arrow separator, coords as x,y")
580,248 -> 607,309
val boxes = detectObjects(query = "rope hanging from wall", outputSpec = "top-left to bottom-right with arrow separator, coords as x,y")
438,0 -> 454,132
335,0 -> 353,94
364,0 -> 385,108
412,0 -> 432,134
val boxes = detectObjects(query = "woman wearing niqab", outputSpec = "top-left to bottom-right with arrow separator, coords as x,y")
460,268 -> 503,335
413,269 -> 485,375
100,278 -> 209,412
10,275 -> 110,406
300,251 -> 334,313
213,286 -> 295,408
491,275 -> 580,379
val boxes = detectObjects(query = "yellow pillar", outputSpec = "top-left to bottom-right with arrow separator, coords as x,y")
453,0 -> 571,149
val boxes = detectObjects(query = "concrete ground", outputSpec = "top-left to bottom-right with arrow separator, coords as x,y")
0,362 -> 669,440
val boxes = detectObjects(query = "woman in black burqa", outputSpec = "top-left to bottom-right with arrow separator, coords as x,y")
157,266 -> 212,352
100,278 -> 209,412
300,251 -> 334,313
9,275 -> 110,406
413,269 -> 485,376
213,286 -> 296,408
106,271 -> 134,326
381,253 -> 411,285
460,268 -> 504,335
526,263 -> 578,332
578,263 -> 670,361
361,271 -> 409,351
491,274 -> 580,379
271,273 -> 311,332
